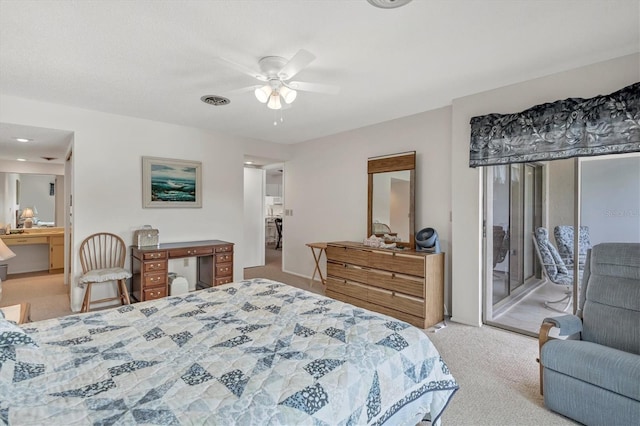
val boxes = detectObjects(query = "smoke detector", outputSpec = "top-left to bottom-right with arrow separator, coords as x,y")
200,95 -> 231,106
367,0 -> 412,8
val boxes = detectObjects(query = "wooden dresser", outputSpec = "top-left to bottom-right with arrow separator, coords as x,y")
325,241 -> 444,328
131,240 -> 234,302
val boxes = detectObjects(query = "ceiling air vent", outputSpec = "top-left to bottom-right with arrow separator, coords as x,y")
200,95 -> 231,106
367,0 -> 412,8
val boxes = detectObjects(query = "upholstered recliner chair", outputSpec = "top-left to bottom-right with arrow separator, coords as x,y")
538,243 -> 640,425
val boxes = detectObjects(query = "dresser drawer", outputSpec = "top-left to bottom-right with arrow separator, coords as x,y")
327,261 -> 368,284
327,246 -> 369,267
367,269 -> 424,298
143,260 -> 167,272
216,245 -> 233,253
143,251 -> 166,260
144,287 -> 167,301
326,277 -> 367,301
368,251 -> 425,277
169,247 -> 213,257
216,262 -> 232,277
215,253 -> 233,263
144,272 -> 166,287
367,285 -> 424,318
215,277 -> 233,286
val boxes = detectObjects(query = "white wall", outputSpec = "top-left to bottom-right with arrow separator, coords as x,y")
0,95 -> 270,311
450,53 -> 640,326
582,154 -> 640,244
284,106 -> 453,308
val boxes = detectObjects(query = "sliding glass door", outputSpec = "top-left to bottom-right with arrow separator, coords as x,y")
484,163 -> 543,334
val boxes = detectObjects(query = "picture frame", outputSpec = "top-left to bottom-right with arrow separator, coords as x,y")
142,156 -> 202,208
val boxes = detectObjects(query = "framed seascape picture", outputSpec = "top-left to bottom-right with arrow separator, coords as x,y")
142,156 -> 202,208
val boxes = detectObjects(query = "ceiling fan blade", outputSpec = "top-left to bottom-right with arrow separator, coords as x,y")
278,49 -> 316,80
288,81 -> 340,95
214,57 -> 267,81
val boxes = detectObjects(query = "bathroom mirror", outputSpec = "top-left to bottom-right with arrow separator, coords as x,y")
368,151 -> 415,249
14,173 -> 59,227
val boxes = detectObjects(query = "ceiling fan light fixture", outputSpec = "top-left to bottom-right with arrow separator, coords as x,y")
279,85 -> 297,104
254,85 -> 271,103
267,93 -> 282,110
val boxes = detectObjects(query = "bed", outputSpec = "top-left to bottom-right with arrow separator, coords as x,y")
0,278 -> 458,425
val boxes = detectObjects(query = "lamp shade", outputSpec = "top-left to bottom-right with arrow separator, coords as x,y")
267,93 -> 282,110
279,85 -> 297,104
0,238 -> 16,261
254,85 -> 271,103
21,208 -> 35,219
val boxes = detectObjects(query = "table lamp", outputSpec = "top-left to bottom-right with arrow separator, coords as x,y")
0,238 -> 17,302
20,207 -> 35,228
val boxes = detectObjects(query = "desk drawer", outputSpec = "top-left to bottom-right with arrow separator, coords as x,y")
143,251 -> 166,260
144,287 -> 167,301
216,253 -> 233,263
4,236 -> 48,245
215,245 -> 233,253
144,260 -> 167,272
169,247 -> 213,257
216,262 -> 232,277
215,277 -> 233,286
144,272 -> 166,287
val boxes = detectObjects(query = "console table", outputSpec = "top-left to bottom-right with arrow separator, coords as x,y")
131,240 -> 234,302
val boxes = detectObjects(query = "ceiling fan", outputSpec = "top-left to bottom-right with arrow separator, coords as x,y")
215,49 -> 340,110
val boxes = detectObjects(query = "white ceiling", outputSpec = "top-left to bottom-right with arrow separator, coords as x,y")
1,0 -> 638,162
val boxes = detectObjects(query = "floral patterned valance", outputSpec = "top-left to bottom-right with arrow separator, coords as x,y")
469,82 -> 640,167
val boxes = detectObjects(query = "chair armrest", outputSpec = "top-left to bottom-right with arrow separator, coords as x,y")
538,315 -> 582,395
542,314 -> 583,337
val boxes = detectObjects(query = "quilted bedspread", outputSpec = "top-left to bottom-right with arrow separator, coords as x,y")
0,278 -> 458,425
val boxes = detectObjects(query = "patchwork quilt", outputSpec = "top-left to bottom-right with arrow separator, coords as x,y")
0,278 -> 458,425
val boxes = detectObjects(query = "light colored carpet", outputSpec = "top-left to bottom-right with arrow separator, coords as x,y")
1,272 -> 72,321
2,250 -> 576,425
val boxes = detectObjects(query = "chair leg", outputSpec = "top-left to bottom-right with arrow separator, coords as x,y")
544,291 -> 572,313
81,283 -> 92,313
118,279 -> 131,305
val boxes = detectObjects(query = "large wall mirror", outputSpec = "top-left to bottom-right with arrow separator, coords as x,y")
4,173 -> 62,227
368,151 -> 415,249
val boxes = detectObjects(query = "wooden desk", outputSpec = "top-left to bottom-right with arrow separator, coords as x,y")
131,240 -> 234,303
0,303 -> 31,324
1,231 -> 64,273
306,242 -> 327,287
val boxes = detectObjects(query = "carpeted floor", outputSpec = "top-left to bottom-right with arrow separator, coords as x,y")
1,248 -> 576,425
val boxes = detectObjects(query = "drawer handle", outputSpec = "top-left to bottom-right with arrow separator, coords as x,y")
150,277 -> 159,282
391,273 -> 396,278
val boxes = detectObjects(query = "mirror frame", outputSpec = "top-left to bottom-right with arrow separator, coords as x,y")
367,151 -> 416,249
